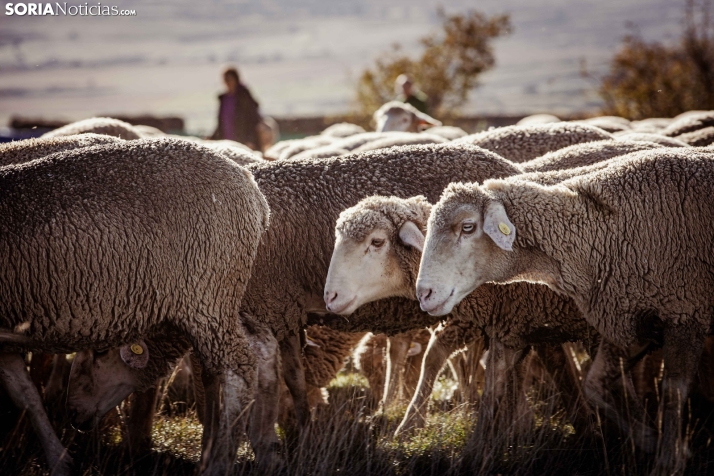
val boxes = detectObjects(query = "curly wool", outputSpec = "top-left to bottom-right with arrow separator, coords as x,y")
660,111 -> 714,137
455,122 -> 613,163
302,326 -> 367,388
614,132 -> 689,147
0,137 -> 269,376
676,126 -> 714,146
442,147 -> 714,347
520,139 -> 662,173
338,195 -> 593,351
0,134 -> 122,168
41,117 -> 143,140
243,142 -> 521,341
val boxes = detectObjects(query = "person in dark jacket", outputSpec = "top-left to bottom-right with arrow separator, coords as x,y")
211,67 -> 261,149
395,74 -> 429,114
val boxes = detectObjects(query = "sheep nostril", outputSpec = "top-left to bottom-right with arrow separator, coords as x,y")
418,288 -> 433,303
324,291 -> 338,306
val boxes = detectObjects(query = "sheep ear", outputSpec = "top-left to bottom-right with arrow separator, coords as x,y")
415,111 -> 442,130
407,341 -> 422,357
398,221 -> 424,252
483,201 -> 516,251
119,341 -> 150,369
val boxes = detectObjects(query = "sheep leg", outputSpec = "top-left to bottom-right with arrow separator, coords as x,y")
583,339 -> 657,452
124,386 -> 160,457
534,343 -> 593,433
0,352 -> 72,476
188,353 -> 206,425
279,333 -> 310,443
247,328 -> 283,470
382,333 -> 411,411
396,332 -> 456,434
44,354 -> 68,406
199,368 -> 252,476
652,324 -> 706,476
467,340 -> 527,465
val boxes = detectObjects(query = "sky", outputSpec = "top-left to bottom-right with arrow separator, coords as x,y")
0,0 -> 685,134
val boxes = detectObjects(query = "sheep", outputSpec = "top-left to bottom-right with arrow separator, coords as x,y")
352,331 -> 430,407
675,126 -> 714,146
238,143 -> 523,430
133,124 -> 166,137
373,101 -> 442,132
578,116 -> 631,133
324,195 -> 606,444
416,147 -> 714,474
519,139 -> 662,173
41,117 -> 143,140
454,122 -> 613,163
614,132 -> 689,147
50,143 -> 519,453
516,114 -> 561,126
0,134 -> 123,168
320,122 -> 366,138
424,125 -> 468,140
0,137 -> 270,476
629,118 -> 672,133
278,136 -> 337,161
198,139 -> 264,165
660,111 -> 714,137
352,133 -> 447,154
302,326 -> 366,389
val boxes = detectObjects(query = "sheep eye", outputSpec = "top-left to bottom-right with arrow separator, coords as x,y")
371,238 -> 385,248
461,223 -> 476,234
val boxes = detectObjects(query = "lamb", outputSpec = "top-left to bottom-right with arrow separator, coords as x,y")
41,117 -> 143,140
373,101 -> 442,132
454,122 -> 613,163
516,114 -> 561,126
0,137 -> 270,476
660,110 -> 714,137
323,195 -> 601,443
320,122 -> 366,138
675,126 -> 714,146
615,132 -> 689,147
416,148 -> 714,474
519,139 -> 662,173
277,136 -> 337,161
0,134 -> 122,167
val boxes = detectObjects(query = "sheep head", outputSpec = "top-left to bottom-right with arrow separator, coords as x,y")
417,182 -> 516,316
324,196 -> 431,315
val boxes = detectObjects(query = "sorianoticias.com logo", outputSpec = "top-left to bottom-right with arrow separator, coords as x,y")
5,3 -> 136,16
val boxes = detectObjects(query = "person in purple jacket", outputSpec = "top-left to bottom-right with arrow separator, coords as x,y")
211,66 -> 261,149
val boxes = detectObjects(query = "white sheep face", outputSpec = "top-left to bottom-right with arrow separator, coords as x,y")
324,228 -> 410,315
417,200 -> 515,316
376,108 -> 416,133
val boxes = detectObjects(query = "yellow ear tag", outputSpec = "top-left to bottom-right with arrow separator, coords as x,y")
130,344 -> 144,355
498,222 -> 511,235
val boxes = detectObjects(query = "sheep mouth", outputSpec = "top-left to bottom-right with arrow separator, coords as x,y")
420,288 -> 454,316
326,296 -> 357,315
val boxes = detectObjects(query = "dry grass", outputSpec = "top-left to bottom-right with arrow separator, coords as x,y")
1,371 -> 713,476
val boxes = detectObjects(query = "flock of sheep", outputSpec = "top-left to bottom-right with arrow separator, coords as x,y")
1,103 -> 714,476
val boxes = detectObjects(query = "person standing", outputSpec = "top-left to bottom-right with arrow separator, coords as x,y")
395,74 -> 429,114
211,66 -> 261,149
